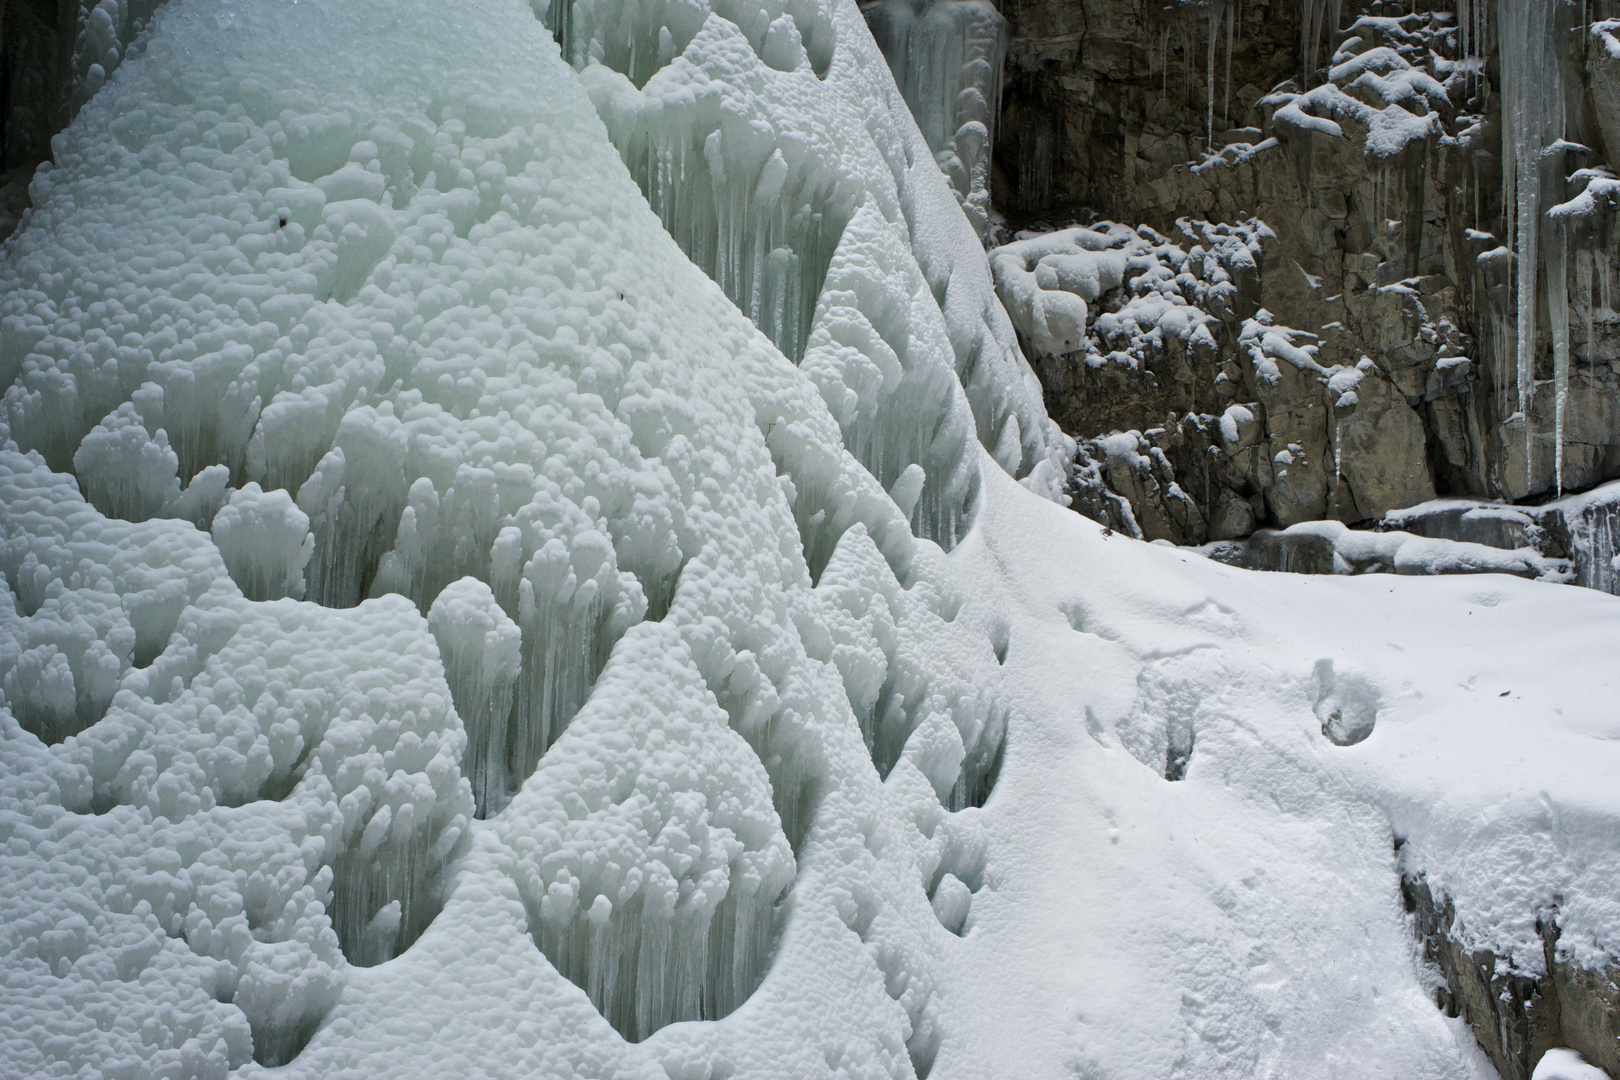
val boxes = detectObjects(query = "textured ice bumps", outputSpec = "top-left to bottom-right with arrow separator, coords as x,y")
0,0 -> 1033,1068
0,445 -> 473,1069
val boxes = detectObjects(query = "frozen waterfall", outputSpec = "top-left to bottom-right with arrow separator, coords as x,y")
2,0 -> 1620,1078
861,0 -> 1007,239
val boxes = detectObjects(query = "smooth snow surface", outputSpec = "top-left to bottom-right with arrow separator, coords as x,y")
2,0 -> 1618,1078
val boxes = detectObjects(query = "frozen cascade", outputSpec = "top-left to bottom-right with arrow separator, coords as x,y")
548,0 -> 1071,513
0,0 -> 1043,1063
428,578 -> 522,818
1496,0 -> 1565,481
566,1 -> 1033,550
1547,224 -> 1571,495
861,0 -> 1007,238
545,0 -> 849,364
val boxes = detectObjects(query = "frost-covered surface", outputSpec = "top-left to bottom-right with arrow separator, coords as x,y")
1,0 -> 1619,1077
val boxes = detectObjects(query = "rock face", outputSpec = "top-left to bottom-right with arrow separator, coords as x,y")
1195,479 -> 1620,595
982,0 -> 1620,538
1403,873 -> 1620,1080
1,0 -> 72,238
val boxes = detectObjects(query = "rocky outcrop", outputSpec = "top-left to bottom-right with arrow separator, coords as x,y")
1403,872 -> 1620,1080
1192,479 -> 1620,594
1384,480 -> 1620,592
1,0 -> 72,237
985,0 -> 1620,537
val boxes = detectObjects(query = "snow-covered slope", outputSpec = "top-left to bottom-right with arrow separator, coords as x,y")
0,0 -> 1616,1077
944,465 -> 1620,1079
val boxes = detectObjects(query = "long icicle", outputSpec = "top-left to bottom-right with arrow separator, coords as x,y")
1207,3 -> 1217,152
1495,0 -> 1562,491
1548,222 -> 1571,495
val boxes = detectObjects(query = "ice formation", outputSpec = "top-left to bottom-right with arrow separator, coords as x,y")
2,0 -> 1619,1077
860,0 -> 1006,238
1495,0 -> 1564,483
0,0 -> 1029,1069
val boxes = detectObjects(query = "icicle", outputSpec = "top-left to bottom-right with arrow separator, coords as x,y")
1300,0 -> 1341,87
1496,0 -> 1564,489
1548,224 -> 1571,496
1332,413 -> 1343,508
1206,3 -> 1217,152
1576,247 -> 1595,374
1161,25 -> 1170,109
1224,1 -> 1234,130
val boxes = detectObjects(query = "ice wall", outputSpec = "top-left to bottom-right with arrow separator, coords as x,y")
861,0 -> 1007,240
542,0 -> 1070,513
0,0 -> 1025,1070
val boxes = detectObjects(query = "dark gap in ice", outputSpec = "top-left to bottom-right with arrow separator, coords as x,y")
250,1010 -> 323,1069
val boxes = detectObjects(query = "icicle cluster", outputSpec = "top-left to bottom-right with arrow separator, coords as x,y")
554,0 -> 848,364
1496,0 -> 1565,487
0,0 -> 1031,1070
509,623 -> 796,1041
861,0 -> 1007,238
